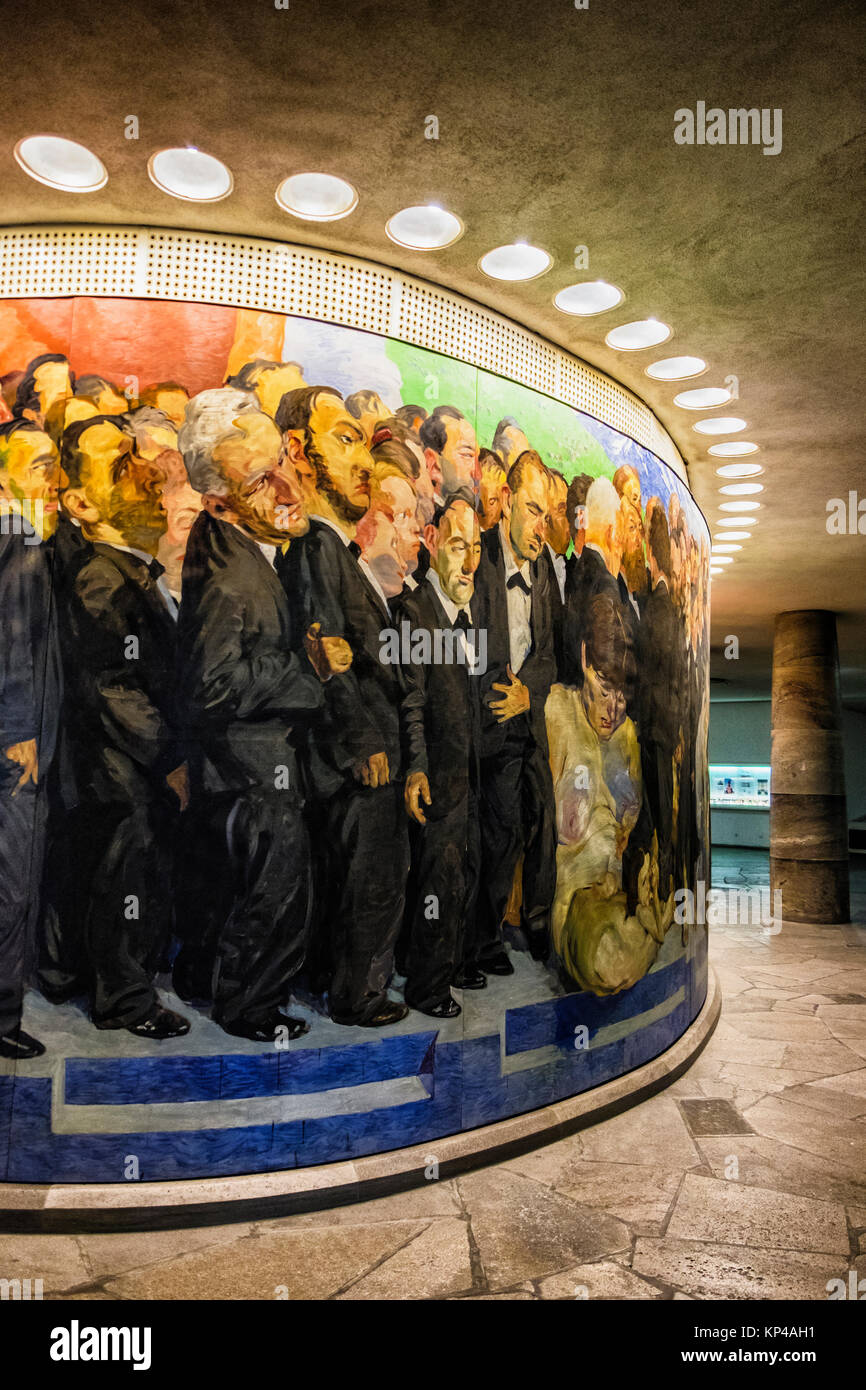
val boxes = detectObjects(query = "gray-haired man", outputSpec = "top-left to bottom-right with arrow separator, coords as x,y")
176,388 -> 351,1041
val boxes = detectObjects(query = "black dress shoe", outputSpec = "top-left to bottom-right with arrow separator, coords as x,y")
422,996 -> 461,1019
354,1001 -> 409,1028
525,930 -> 550,962
95,1005 -> 190,1039
0,1028 -> 46,1060
221,1014 -> 309,1043
480,952 -> 514,976
38,981 -> 88,1005
452,967 -> 487,990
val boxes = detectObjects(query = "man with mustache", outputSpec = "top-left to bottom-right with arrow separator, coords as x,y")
276,386 -> 410,1027
57,415 -> 189,1038
176,388 -> 349,1041
0,421 -> 63,1058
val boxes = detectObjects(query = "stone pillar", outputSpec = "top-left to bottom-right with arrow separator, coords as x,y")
770,610 -> 850,923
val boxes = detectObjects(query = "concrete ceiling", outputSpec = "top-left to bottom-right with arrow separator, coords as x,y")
2,0 -> 865,703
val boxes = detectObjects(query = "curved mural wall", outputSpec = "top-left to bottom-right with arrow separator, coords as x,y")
0,290 -> 709,1182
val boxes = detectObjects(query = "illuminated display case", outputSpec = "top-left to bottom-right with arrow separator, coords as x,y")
710,764 -> 771,809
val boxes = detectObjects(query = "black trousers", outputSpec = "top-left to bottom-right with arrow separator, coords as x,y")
325,780 -> 409,1025
643,739 -> 676,893
212,786 -> 312,1029
39,796 -> 93,1001
404,788 -> 480,1012
477,718 -> 556,962
0,759 -> 47,1035
73,797 -> 174,1028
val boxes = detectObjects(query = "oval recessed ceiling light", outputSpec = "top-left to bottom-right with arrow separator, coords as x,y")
276,171 -> 358,221
386,204 -> 463,250
14,134 -> 108,193
708,440 -> 760,457
719,499 -> 760,511
713,530 -> 752,540
646,355 -> 707,381
675,386 -> 733,409
716,462 -> 764,479
712,542 -> 743,553
720,482 -> 764,495
479,242 -> 552,281
605,319 -> 671,351
148,147 -> 233,202
716,515 -> 757,527
694,416 -> 747,435
711,554 -> 734,564
553,280 -> 623,316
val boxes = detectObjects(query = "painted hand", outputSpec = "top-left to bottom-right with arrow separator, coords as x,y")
4,739 -> 38,796
487,664 -> 530,723
405,771 -> 432,824
305,622 -> 353,680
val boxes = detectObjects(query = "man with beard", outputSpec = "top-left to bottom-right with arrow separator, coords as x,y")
276,386 -> 409,1027
0,421 -> 63,1058
401,491 -> 484,1016
176,388 -> 350,1041
419,405 -> 479,506
13,353 -> 76,445
56,416 -> 189,1038
472,452 -> 557,971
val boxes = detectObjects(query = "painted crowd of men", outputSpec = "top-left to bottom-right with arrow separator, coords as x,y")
0,350 -> 709,1060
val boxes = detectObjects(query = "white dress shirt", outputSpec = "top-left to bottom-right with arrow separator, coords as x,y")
499,519 -> 532,674
546,541 -> 567,601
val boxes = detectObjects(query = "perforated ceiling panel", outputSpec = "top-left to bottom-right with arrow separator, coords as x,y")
0,225 -> 686,481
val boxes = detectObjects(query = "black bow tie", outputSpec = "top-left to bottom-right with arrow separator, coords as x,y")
454,609 -> 470,631
507,571 -> 531,596
348,540 -> 362,559
147,558 -> 165,581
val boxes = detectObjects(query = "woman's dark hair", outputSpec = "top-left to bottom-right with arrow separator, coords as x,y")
582,592 -> 637,696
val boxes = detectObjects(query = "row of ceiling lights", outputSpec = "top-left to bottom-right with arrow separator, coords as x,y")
13,134 -> 765,578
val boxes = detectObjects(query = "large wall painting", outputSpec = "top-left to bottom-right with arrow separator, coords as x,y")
0,296 -> 709,1181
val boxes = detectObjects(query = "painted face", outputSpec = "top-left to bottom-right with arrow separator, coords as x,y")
63,398 -> 101,429
620,500 -> 647,594
212,411 -> 305,542
76,420 -> 167,550
150,389 -> 189,427
357,505 -> 403,597
158,478 -> 203,590
581,660 -> 627,741
0,428 -> 62,539
379,474 -> 421,573
440,415 -> 479,493
499,426 -> 530,471
32,361 -> 73,440
432,499 -> 481,606
306,394 -> 373,522
507,461 -> 548,563
256,365 -> 305,421
546,475 -> 570,555
352,396 -> 391,444
621,471 -> 642,513
479,463 -> 505,530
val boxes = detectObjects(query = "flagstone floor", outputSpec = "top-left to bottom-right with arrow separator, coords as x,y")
4,850 -> 866,1301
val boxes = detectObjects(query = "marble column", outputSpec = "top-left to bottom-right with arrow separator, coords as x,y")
770,610 -> 850,923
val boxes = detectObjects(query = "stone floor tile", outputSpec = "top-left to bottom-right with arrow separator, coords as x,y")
717,1063 -> 826,1093
846,1204 -> 866,1229
457,1168 -> 630,1291
678,1099 -> 754,1137
723,1013 -> 835,1042
552,1161 -> 684,1234
0,1234 -> 91,1294
575,1095 -> 703,1168
632,1238 -> 846,1300
812,1067 -> 866,1097
263,1182 -> 461,1229
701,1030 -> 788,1068
697,1134 -> 866,1207
779,1083 -> 866,1120
743,1094 -> 866,1170
537,1260 -> 665,1300
103,1222 -> 429,1300
335,1218 -> 474,1299
781,1040 -> 865,1074
77,1223 -> 256,1282
666,1172 -> 849,1253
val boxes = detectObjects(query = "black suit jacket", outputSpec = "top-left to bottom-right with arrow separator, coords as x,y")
277,517 -> 402,797
397,579 -> 480,816
176,513 -> 324,795
562,544 -> 622,684
58,541 -> 179,807
471,524 -> 556,758
639,578 -> 683,757
541,544 -> 572,680
0,527 -> 62,766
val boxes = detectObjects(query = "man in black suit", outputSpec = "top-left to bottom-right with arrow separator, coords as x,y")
562,474 -> 624,686
639,504 -> 684,897
176,388 -> 351,1041
541,465 -> 571,678
0,421 -> 63,1059
472,452 -> 557,971
277,386 -> 409,1028
400,490 -> 484,1017
56,415 -> 189,1039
